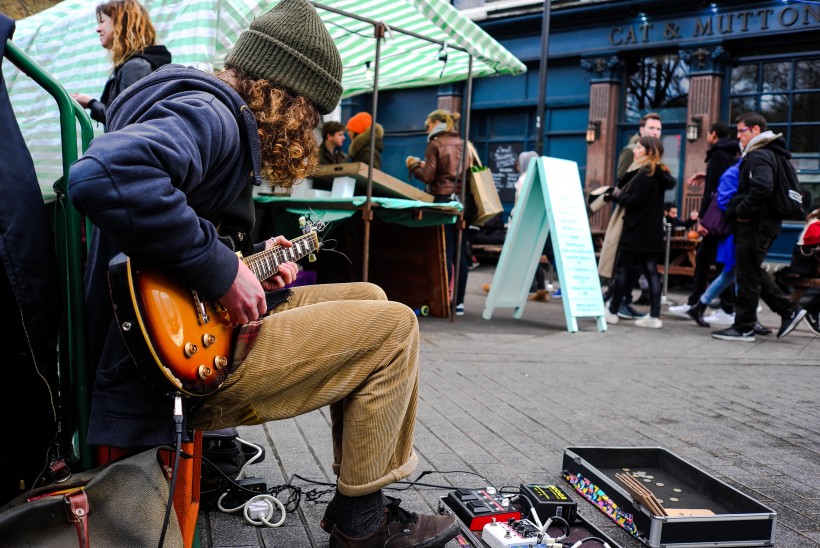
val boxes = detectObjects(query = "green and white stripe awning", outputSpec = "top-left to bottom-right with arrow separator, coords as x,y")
3,0 -> 525,198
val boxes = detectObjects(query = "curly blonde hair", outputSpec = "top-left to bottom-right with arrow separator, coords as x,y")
228,69 -> 320,189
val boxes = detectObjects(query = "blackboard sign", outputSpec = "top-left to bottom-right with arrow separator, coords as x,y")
488,142 -> 522,203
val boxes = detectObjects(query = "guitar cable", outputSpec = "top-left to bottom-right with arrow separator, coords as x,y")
215,437 -> 288,527
158,394 -> 184,548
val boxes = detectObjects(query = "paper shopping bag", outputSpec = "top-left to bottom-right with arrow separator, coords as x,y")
470,166 -> 503,226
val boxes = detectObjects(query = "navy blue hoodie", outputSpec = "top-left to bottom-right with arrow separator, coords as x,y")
68,65 -> 262,447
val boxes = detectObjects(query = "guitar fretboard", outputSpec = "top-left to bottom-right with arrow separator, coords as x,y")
243,232 -> 319,281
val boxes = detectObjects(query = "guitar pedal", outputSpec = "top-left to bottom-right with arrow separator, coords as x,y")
443,488 -> 520,531
481,518 -> 541,548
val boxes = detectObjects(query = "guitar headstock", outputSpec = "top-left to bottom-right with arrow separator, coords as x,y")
298,215 -> 325,262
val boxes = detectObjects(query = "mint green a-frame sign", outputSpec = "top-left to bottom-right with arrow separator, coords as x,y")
481,157 -> 606,332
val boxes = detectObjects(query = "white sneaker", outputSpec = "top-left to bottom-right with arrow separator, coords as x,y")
605,311 -> 619,325
635,316 -> 662,329
667,303 -> 691,318
703,309 -> 735,326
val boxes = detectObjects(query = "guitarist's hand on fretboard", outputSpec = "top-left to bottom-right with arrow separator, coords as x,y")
260,235 -> 298,291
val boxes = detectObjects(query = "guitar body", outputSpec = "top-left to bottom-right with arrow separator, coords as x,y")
109,254 -> 236,396
108,227 -> 319,396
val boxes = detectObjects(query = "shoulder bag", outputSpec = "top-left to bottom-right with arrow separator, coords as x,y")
700,192 -> 733,238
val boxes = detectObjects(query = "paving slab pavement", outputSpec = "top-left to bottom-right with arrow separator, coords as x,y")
200,264 -> 820,547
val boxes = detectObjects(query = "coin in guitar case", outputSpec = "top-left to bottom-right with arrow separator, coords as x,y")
669,497 -> 679,502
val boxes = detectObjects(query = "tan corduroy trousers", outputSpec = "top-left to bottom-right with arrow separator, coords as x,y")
188,282 -> 419,497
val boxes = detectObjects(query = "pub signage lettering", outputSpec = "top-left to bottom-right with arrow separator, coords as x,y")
609,4 -> 819,46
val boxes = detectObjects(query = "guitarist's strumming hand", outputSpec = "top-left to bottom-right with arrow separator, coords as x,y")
219,260 -> 267,325
261,236 -> 298,291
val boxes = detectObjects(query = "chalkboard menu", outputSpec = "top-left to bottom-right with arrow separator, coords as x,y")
488,142 -> 523,203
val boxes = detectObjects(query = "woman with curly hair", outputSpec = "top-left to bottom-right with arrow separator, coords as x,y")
71,0 -> 171,127
66,1 -> 459,546
605,135 -> 676,329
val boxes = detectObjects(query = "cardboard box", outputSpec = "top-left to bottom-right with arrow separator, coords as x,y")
562,447 -> 776,547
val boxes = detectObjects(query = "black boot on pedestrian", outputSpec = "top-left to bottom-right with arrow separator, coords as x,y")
686,301 -> 709,327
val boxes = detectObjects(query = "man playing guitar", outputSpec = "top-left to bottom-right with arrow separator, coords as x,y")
67,1 -> 459,546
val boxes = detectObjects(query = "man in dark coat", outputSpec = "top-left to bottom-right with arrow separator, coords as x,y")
713,112 -> 806,342
669,122 -> 740,323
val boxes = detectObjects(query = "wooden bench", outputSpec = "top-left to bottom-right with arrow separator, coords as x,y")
777,272 -> 820,304
471,243 -> 503,260
471,244 -> 553,267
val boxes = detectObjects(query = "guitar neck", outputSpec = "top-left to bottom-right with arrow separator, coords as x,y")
243,232 -> 318,282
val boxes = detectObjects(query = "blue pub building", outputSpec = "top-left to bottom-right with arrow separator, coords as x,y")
343,0 -> 819,261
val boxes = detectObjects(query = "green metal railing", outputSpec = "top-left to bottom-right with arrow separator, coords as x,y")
5,39 -> 95,470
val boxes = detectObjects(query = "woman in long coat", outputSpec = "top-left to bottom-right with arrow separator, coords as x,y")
606,135 -> 676,328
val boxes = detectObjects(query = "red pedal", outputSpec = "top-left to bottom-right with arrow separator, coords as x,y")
443,488 -> 521,531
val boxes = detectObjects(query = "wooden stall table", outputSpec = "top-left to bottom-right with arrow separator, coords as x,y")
253,195 -> 461,318
657,235 -> 701,277
311,162 -> 433,202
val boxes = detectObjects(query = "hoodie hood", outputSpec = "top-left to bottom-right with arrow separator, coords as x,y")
706,138 -> 740,162
743,131 -> 789,158
107,64 -> 263,212
348,123 -> 384,159
128,44 -> 172,71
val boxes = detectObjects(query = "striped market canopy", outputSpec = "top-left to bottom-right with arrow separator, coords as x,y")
4,0 -> 525,198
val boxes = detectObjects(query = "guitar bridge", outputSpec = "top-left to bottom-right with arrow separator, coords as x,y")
191,289 -> 210,324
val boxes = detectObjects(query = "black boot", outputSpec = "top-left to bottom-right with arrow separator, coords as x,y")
686,301 -> 709,327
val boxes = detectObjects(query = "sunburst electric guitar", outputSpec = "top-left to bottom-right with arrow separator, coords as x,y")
109,228 -> 320,396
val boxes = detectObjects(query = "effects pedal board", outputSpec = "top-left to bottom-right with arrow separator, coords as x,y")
519,483 -> 577,524
444,488 -> 521,531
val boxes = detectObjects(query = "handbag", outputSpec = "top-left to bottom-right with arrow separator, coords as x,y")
466,142 -> 503,226
470,167 -> 503,226
0,448 -> 183,547
597,204 -> 625,279
700,193 -> 732,238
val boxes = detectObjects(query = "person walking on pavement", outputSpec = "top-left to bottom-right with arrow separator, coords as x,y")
605,136 -> 676,328
669,122 -> 739,322
712,112 -> 807,342
608,112 -> 663,316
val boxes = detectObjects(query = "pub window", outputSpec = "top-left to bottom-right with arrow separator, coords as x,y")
624,54 -> 690,123
730,58 -> 820,210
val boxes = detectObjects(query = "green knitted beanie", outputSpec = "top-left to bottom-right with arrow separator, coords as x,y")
225,0 -> 343,114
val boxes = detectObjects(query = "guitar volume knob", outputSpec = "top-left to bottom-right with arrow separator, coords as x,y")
202,333 -> 216,347
184,342 -> 198,357
197,365 -> 211,379
213,356 -> 228,369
